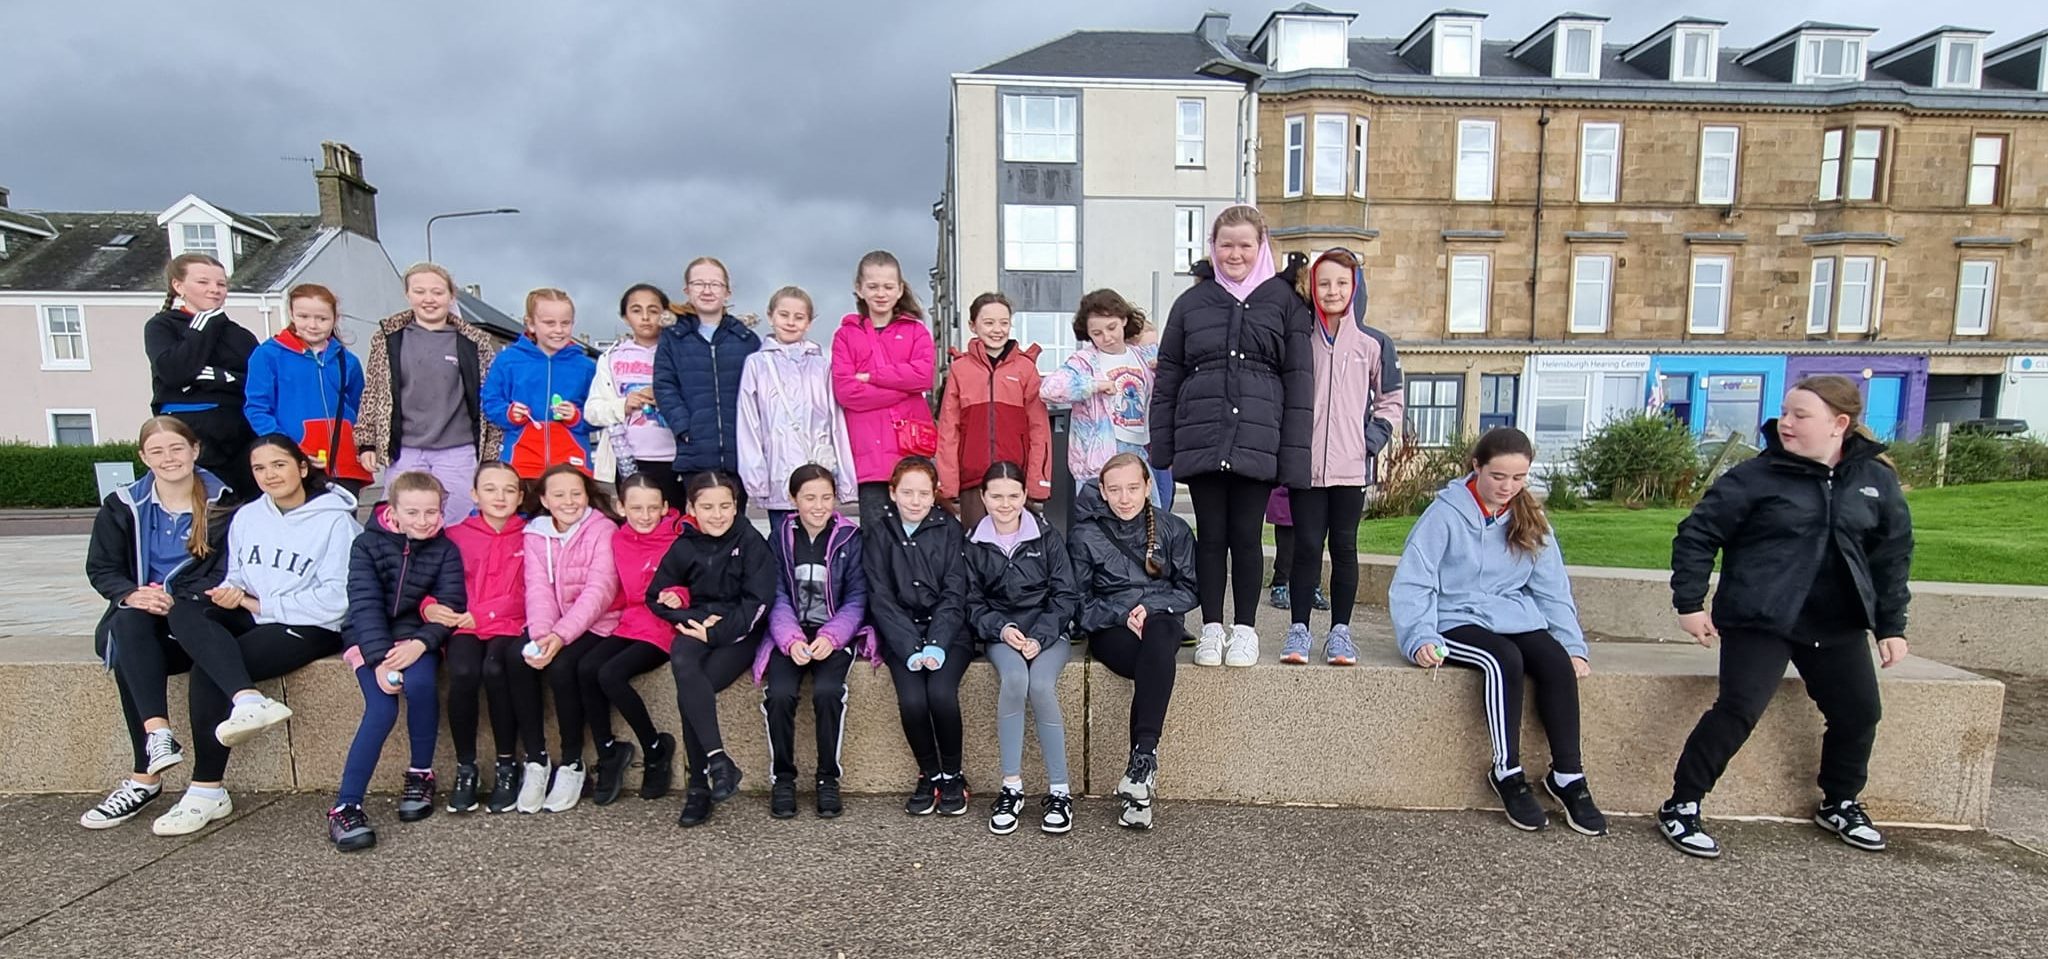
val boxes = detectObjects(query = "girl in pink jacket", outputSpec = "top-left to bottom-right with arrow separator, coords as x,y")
521,464 -> 622,813
737,286 -> 857,530
831,251 -> 937,524
584,473 -> 690,805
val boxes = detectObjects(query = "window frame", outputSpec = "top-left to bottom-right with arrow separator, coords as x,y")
1818,128 -> 1844,202
1175,98 -> 1206,168
1687,255 -> 1732,334
1352,118 -> 1370,199
1454,119 -> 1496,202
1311,113 -> 1348,196
1847,128 -> 1885,201
1937,38 -> 1981,89
1968,134 -> 2005,206
1173,206 -> 1203,275
1405,375 -> 1465,447
1011,311 -> 1076,375
1799,35 -> 1865,83
1557,24 -> 1600,79
1436,22 -> 1480,78
1698,125 -> 1740,205
1578,121 -> 1621,203
1283,115 -> 1306,198
46,409 -> 99,447
1447,254 -> 1491,334
1000,94 -> 1078,163
1479,373 -> 1520,433
1836,255 -> 1877,334
38,304 -> 91,371
1955,259 -> 1996,336
1675,28 -> 1718,82
1000,204 -> 1078,272
1807,257 -> 1836,334
1568,255 -> 1613,333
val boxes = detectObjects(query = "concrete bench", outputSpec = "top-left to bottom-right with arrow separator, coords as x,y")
0,624 -> 2003,825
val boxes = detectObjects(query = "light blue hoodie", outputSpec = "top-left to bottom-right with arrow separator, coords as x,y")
1388,476 -> 1586,663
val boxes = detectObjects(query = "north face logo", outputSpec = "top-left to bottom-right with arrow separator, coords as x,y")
1859,487 -> 1880,498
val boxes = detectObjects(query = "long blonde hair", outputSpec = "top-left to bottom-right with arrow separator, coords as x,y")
137,416 -> 212,559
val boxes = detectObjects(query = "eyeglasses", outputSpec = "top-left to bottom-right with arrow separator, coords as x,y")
686,281 -> 728,291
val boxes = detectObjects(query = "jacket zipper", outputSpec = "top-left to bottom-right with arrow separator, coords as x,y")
393,541 -> 413,618
1813,468 -> 1836,648
1317,334 -> 1336,484
984,352 -> 998,476
543,349 -> 555,468
710,321 -> 726,465
1221,299 -> 1245,470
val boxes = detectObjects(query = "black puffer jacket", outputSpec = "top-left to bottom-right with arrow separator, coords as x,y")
963,513 -> 1080,648
1149,260 -> 1314,487
864,503 -> 971,661
1672,424 -> 1913,643
346,509 -> 467,667
1066,482 -> 1199,633
647,520 -> 777,647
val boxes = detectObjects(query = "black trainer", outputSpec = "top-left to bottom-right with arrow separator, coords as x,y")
770,779 -> 798,819
1815,799 -> 1887,852
1488,770 -> 1547,831
677,787 -> 713,828
705,751 -> 743,803
905,775 -> 938,816
397,770 -> 436,823
594,741 -> 636,807
1040,793 -> 1074,834
448,763 -> 481,814
937,773 -> 969,816
1658,800 -> 1722,859
640,734 -> 676,801
328,804 -> 376,852
1543,772 -> 1608,836
486,759 -> 520,814
816,778 -> 843,819
989,787 -> 1025,835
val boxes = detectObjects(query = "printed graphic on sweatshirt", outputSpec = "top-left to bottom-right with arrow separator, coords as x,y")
612,354 -> 664,429
1099,353 -> 1149,444
241,544 -> 318,577
795,561 -> 829,626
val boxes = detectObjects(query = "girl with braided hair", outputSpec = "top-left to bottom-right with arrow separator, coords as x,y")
1067,453 -> 1198,830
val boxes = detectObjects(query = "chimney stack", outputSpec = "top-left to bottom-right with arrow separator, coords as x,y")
1198,11 -> 1230,46
314,141 -> 379,240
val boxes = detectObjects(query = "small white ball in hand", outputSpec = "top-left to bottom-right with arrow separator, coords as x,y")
386,670 -> 404,687
523,641 -> 542,659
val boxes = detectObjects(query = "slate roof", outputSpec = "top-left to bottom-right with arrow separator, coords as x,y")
0,210 -> 327,294
973,30 -> 1250,82
455,289 -> 526,342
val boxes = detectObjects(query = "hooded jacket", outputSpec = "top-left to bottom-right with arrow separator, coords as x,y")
481,336 -> 599,478
357,310 -> 502,462
219,485 -> 362,630
831,312 -> 938,485
443,513 -> 529,640
1150,260 -> 1315,487
523,510 -> 622,642
612,510 -> 692,651
863,502 -> 971,662
963,511 -> 1080,648
1066,481 -> 1199,633
85,469 -> 235,664
646,519 -> 776,647
651,310 -> 761,474
1041,342 -> 1161,481
1672,423 -> 1912,643
584,338 -> 675,482
737,337 -> 859,510
143,308 -> 259,412
1388,477 -> 1587,663
345,506 -> 467,668
758,512 -> 875,681
243,329 -> 370,483
937,339 -> 1053,501
1296,250 -> 1405,488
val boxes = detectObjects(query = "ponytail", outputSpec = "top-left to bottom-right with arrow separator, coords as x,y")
1502,488 -> 1548,558
1141,501 -> 1163,578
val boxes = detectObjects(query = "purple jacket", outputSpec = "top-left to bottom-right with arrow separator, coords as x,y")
756,512 -> 876,682
736,338 -> 859,510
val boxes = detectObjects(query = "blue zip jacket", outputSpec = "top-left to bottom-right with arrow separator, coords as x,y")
1388,476 -> 1587,663
652,311 -> 760,474
244,330 -> 363,450
479,336 -> 598,476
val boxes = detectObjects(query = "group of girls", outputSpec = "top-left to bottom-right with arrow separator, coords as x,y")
96,205 -> 1913,856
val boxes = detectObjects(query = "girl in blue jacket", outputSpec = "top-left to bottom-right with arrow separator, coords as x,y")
242,284 -> 370,491
1388,428 -> 1606,837
652,257 -> 762,495
480,289 -> 598,480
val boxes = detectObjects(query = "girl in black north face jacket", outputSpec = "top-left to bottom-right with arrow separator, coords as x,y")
1657,375 -> 1914,862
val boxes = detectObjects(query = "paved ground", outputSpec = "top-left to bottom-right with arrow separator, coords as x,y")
3,793 -> 2043,959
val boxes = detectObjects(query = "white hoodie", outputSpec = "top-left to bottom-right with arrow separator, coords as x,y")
221,485 -> 363,629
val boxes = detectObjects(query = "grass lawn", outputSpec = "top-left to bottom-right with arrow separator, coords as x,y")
1350,480 -> 2048,586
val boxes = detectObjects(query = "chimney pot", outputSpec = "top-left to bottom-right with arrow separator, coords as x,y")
314,141 -> 379,240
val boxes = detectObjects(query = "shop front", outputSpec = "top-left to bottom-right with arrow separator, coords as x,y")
1646,355 -> 1788,448
1781,354 -> 1928,441
1520,353 -> 1651,469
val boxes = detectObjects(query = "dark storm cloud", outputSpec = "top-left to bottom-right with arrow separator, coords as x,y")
4,1 -> 2038,339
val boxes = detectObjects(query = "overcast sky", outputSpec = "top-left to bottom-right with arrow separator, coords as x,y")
5,1 -> 2039,341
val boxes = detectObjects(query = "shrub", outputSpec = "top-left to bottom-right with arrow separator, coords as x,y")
1538,468 -> 1587,511
1572,412 -> 1701,507
0,442 -> 142,508
1369,434 -> 1475,518
1889,431 -> 2048,488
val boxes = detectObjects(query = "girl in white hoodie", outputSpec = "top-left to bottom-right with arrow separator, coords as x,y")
149,434 -> 362,836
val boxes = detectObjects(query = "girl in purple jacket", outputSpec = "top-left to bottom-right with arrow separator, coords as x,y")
760,465 -> 872,819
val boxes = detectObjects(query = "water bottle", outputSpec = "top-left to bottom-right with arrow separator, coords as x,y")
386,670 -> 405,687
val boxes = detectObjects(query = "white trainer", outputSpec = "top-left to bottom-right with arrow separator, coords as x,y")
1192,623 -> 1225,667
541,764 -> 585,812
1224,624 -> 1260,667
214,696 -> 293,748
516,761 -> 549,813
151,791 -> 233,836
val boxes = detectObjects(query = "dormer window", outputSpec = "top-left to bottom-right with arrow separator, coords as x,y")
178,223 -> 220,260
1558,23 -> 1600,79
1677,27 -> 1718,81
1938,37 -> 1981,88
1275,17 -> 1348,72
1437,20 -> 1479,77
1800,34 -> 1865,83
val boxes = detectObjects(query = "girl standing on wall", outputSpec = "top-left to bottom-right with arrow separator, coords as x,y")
831,250 -> 939,523
358,263 -> 501,524
145,254 -> 260,500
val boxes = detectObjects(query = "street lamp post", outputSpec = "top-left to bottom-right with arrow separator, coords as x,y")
424,207 -> 520,262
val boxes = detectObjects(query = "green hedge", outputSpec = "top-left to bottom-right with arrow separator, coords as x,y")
0,443 -> 142,508
1890,432 -> 2048,489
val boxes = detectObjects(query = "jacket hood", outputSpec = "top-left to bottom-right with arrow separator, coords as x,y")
1760,419 -> 1890,470
619,509 -> 689,544
528,509 -> 597,543
1435,475 -> 1498,530
271,327 -> 345,358
455,512 -> 528,539
247,484 -> 359,523
117,468 -> 229,509
758,336 -> 823,358
1305,248 -> 1369,331
839,311 -> 924,332
970,509 -> 1044,546
1072,478 -> 1150,527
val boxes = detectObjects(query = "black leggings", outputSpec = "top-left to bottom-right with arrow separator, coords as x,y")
763,644 -> 855,782
444,634 -> 542,765
670,635 -> 760,788
542,634 -> 606,766
884,646 -> 970,778
1089,615 -> 1182,753
1440,625 -> 1583,778
1271,525 -> 1292,588
1289,486 -> 1365,626
1185,472 -> 1273,626
1671,628 -> 1881,805
579,635 -> 670,751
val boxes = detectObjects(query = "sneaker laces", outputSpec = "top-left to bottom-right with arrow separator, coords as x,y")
1125,749 -> 1158,784
1830,800 -> 1875,830
1326,627 -> 1357,660
95,782 -> 153,818
1040,793 -> 1072,818
146,731 -> 179,763
993,789 -> 1023,818
401,771 -> 433,804
330,805 -> 369,831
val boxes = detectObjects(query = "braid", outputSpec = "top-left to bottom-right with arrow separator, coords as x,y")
162,289 -> 176,312
1142,502 -> 1162,577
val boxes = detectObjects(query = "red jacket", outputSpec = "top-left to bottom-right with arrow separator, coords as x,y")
612,510 -> 693,651
937,339 -> 1052,501
441,514 -> 528,640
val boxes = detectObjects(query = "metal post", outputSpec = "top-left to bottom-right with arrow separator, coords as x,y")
1935,421 -> 1951,487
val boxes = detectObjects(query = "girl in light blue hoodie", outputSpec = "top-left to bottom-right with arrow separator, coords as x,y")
1389,428 -> 1605,837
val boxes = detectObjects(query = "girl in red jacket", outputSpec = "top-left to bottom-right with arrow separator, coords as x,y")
581,473 -> 689,804
831,250 -> 938,523
520,464 -> 623,813
938,292 -> 1053,529
431,461 -> 545,815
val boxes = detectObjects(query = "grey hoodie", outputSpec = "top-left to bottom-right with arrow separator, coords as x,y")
1387,476 -> 1586,663
220,485 -> 362,630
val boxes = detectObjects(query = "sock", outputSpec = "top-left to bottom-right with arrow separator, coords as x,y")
1050,784 -> 1070,798
147,727 -> 175,740
188,784 -> 228,801
1551,771 -> 1585,788
1494,764 -> 1522,782
496,753 -> 515,764
407,767 -> 433,775
1003,777 -> 1024,794
125,778 -> 161,794
232,691 -> 265,707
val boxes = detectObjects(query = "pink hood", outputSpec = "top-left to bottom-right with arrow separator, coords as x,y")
523,510 -> 622,642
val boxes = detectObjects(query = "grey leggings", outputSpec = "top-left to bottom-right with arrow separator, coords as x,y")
985,639 -> 1071,786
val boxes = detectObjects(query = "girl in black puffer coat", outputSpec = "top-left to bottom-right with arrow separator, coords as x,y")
1150,205 -> 1313,669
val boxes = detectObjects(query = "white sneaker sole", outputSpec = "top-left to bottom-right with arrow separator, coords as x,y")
152,798 -> 233,837
1041,820 -> 1072,834
145,751 -> 184,776
989,818 -> 1019,836
1659,821 -> 1723,859
79,796 -> 158,830
215,703 -> 293,748
1542,779 -> 1608,836
1192,650 -> 1223,667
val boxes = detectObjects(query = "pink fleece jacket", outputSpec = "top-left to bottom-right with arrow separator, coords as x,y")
442,513 -> 529,640
612,509 -> 690,652
830,312 -> 937,484
523,511 -> 622,642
